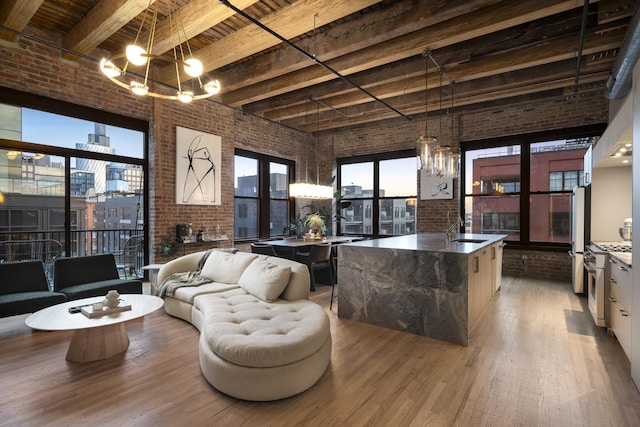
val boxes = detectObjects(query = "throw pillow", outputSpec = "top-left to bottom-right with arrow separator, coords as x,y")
201,251 -> 258,284
238,259 -> 292,302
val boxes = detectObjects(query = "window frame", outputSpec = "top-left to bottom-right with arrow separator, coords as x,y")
234,148 -> 295,241
0,87 -> 149,260
337,148 -> 417,238
460,124 -> 606,251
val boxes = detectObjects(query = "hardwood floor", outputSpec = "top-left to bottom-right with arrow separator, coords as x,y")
1,277 -> 639,426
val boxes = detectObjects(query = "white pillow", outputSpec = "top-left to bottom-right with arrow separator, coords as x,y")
238,259 -> 292,302
201,251 -> 258,284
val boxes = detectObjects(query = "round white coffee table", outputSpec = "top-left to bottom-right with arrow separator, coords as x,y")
25,294 -> 164,363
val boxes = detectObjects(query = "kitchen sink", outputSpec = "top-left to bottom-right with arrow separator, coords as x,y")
451,238 -> 487,244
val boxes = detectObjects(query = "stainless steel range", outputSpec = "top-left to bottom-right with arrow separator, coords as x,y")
584,241 -> 632,327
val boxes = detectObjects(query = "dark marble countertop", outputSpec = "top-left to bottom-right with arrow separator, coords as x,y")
341,233 -> 508,254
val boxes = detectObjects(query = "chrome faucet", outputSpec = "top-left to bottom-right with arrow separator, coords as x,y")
446,208 -> 464,242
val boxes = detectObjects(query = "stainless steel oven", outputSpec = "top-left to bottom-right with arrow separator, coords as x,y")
583,242 -> 632,327
583,245 -> 609,327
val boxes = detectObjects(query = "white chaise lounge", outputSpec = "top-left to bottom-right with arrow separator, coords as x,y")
156,249 -> 332,401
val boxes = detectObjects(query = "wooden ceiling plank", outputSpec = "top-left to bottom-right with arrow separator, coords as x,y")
221,0 -> 600,107
0,0 -> 44,42
145,0 -> 261,55
62,0 -> 155,60
293,75 -> 607,132
598,0 -> 634,24
251,10 -> 596,117
217,0 -> 503,93
269,30 -> 621,122
158,0 -> 383,83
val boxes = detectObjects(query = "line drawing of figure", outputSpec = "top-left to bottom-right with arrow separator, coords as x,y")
181,134 -> 216,204
431,181 -> 450,197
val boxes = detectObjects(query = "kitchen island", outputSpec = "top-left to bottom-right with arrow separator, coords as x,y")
337,233 -> 507,346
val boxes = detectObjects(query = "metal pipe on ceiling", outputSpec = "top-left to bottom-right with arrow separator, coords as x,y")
218,0 -> 411,122
605,5 -> 640,99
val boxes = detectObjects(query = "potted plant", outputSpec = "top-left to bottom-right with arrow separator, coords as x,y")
305,213 -> 326,237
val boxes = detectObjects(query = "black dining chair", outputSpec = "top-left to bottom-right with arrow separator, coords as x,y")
295,242 -> 333,292
250,242 -> 277,256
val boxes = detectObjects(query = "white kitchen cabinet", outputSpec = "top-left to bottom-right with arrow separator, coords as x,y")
468,247 -> 492,329
609,256 -> 632,361
491,242 -> 505,292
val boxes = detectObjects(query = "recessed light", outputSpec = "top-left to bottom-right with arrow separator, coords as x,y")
619,148 -> 627,153
623,159 -> 630,164
625,143 -> 632,147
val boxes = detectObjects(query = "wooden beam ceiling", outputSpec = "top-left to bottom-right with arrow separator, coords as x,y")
12,0 -> 638,132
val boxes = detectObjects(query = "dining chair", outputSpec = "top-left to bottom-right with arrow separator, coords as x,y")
295,242 -> 333,292
114,235 -> 144,278
250,242 -> 277,256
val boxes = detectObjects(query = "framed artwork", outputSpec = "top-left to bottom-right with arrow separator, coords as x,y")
175,126 -> 221,205
420,170 -> 453,200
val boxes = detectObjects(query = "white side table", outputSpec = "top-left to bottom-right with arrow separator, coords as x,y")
142,263 -> 164,295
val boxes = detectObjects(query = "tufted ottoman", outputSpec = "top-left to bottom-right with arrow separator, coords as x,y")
193,288 -> 332,401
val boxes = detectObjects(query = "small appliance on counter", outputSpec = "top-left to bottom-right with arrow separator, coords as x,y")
619,217 -> 632,241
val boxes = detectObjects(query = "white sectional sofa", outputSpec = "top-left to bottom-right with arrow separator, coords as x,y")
156,249 -> 332,401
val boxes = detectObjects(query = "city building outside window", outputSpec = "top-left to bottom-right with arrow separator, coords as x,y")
0,97 -> 147,259
462,127 -> 602,248
337,150 -> 417,237
234,150 -> 293,240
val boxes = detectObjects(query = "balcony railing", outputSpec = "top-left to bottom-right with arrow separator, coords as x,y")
0,229 -> 144,280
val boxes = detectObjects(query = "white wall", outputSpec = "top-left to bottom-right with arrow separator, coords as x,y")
590,166 -> 633,242
631,58 -> 640,390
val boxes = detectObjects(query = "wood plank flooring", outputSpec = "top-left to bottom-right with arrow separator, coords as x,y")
1,277 -> 639,426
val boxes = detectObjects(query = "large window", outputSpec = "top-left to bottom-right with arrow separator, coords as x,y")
337,150 -> 417,237
234,150 -> 293,239
462,126 -> 603,248
0,90 -> 147,261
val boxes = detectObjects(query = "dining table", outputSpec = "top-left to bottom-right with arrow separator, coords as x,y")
260,235 -> 364,259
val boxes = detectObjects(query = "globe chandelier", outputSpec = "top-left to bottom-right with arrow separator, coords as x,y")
99,0 -> 220,103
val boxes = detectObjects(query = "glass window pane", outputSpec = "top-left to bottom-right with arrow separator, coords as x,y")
530,193 -> 571,243
235,156 -> 258,197
270,200 -> 289,237
270,162 -> 288,199
549,172 -> 562,191
379,158 -> 417,197
235,199 -> 258,238
465,195 -> 520,241
20,108 -> 144,159
341,162 -> 373,198
530,140 -> 588,192
464,146 -> 521,242
464,146 -> 521,196
379,198 -> 416,236
340,199 -> 372,235
0,150 -> 67,242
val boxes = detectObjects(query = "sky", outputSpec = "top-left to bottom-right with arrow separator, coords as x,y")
21,108 -> 144,159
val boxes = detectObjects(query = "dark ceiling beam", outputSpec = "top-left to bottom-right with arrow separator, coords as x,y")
216,0 -> 503,93
261,27 -> 624,123
220,0 -> 601,107
158,0 -> 382,83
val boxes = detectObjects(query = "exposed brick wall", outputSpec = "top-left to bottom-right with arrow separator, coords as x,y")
501,248 -> 572,281
0,26 -> 607,281
318,91 -> 607,281
0,27 -> 312,263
